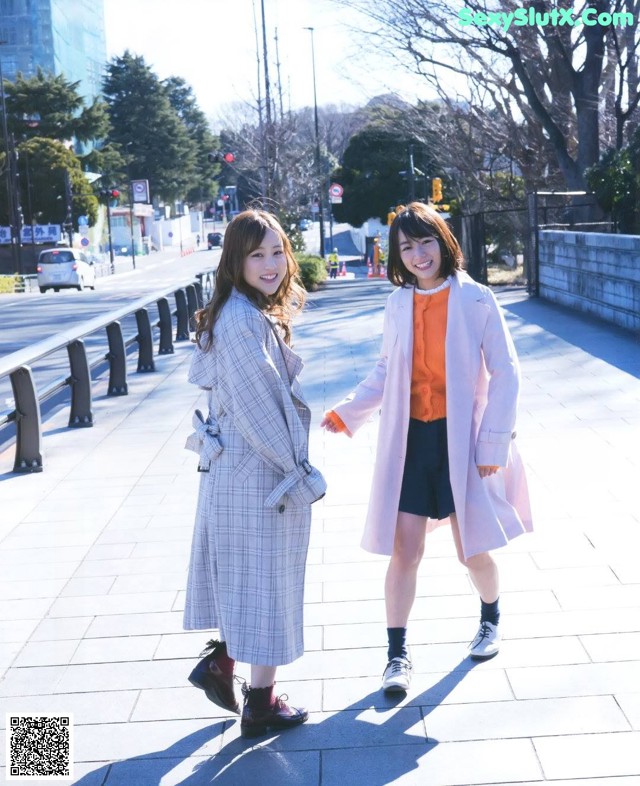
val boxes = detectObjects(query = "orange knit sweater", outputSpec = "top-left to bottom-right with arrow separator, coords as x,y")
410,286 -> 449,422
325,285 -> 449,433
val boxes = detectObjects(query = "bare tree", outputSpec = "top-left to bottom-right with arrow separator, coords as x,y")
333,0 -> 640,191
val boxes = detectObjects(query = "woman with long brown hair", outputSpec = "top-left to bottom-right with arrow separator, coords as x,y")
184,210 -> 325,738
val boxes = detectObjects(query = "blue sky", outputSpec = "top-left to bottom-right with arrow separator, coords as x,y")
104,0 -> 436,121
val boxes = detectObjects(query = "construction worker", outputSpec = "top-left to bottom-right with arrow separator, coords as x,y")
328,248 -> 340,279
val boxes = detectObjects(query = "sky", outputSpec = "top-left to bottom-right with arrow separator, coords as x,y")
103,0 -> 437,124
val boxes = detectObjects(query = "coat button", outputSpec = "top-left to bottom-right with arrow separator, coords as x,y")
278,504 -> 286,514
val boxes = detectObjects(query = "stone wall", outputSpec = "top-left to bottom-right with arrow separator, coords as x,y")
538,230 -> 640,331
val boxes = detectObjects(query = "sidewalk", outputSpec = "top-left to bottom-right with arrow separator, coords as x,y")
1,280 -> 639,785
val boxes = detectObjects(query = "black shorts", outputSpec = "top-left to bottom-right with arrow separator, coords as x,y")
398,417 -> 455,519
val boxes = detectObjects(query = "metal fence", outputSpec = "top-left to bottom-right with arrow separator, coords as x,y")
0,272 -> 213,474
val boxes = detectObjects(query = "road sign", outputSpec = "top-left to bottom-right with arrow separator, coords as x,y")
330,196 -> 342,204
80,237 -> 89,246
329,183 -> 344,198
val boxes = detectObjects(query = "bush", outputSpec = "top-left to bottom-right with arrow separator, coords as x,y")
295,253 -> 326,291
0,275 -> 19,294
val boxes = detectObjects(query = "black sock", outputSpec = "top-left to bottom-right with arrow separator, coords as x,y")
387,627 -> 408,661
480,598 -> 500,626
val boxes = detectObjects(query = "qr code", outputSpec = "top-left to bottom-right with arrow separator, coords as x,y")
6,715 -> 73,780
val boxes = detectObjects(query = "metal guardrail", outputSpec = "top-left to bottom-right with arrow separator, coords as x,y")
0,271 -> 215,474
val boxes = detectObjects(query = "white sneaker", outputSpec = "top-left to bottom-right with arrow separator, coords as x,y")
468,621 -> 501,660
381,657 -> 413,692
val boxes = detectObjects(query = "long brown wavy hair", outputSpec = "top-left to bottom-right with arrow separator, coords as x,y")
387,202 -> 464,287
194,210 -> 305,349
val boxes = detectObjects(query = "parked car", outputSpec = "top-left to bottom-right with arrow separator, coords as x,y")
298,218 -> 312,231
36,248 -> 97,293
207,232 -> 223,249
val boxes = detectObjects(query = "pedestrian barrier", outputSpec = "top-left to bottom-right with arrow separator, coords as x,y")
0,270 -> 215,474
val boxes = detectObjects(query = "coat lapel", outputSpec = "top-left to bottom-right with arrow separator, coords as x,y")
393,286 -> 414,371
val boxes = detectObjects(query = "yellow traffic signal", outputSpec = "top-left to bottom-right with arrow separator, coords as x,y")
432,177 -> 443,203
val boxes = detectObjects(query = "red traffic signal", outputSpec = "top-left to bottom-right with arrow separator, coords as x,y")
207,151 -> 236,164
110,189 -> 119,199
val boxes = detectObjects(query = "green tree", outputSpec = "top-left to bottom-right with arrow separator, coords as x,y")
164,76 -> 219,204
103,51 -> 198,203
331,123 -> 436,226
5,69 -> 109,143
17,138 -> 98,227
586,147 -> 638,233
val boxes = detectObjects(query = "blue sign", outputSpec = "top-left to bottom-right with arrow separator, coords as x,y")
78,215 -> 89,226
80,237 -> 89,246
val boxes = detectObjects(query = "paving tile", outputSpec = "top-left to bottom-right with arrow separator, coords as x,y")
0,690 -> 139,729
507,661 -> 640,699
109,572 -> 187,594
616,693 -> 640,730
71,635 -> 161,664
0,598 -> 53,621
0,665 -> 67,697
554,585 -> 640,610
12,639 -> 80,668
47,591 -> 178,618
322,668 -> 513,712
534,732 -> 640,779
84,611 -> 186,638
424,695 -> 629,741
58,576 -> 116,597
29,617 -> 93,642
321,738 -> 541,785
54,659 -> 192,694
580,632 -> 640,662
73,718 -> 227,763
102,751 -> 320,786
73,556 -> 185,578
0,619 -> 38,645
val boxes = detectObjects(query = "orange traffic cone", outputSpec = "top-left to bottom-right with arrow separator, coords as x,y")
378,265 -> 386,278
367,261 -> 373,278
339,260 -> 347,277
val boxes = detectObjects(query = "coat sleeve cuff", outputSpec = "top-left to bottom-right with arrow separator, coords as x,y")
264,461 -> 327,508
475,430 -> 515,467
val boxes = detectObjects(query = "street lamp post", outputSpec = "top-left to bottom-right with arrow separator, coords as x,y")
0,44 -> 23,274
125,142 -> 136,270
304,27 -> 326,259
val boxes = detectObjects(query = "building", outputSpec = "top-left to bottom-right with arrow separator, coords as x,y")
0,0 -> 106,102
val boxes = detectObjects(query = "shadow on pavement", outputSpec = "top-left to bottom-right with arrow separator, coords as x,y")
74,660 -> 481,786
503,296 -> 640,378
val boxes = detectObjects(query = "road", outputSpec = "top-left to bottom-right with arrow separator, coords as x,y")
0,245 -> 221,420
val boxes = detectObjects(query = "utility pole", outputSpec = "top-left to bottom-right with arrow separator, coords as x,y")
408,144 -> 416,202
305,27 -> 325,259
251,0 -> 267,204
260,0 -> 272,200
0,46 -> 22,274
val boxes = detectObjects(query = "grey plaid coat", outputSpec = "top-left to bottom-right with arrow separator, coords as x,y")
183,290 -> 325,666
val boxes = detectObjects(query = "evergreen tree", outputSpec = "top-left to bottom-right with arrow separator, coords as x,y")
4,69 -> 109,143
103,51 -> 198,203
164,76 -> 219,203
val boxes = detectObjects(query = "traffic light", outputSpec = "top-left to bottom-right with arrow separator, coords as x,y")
99,188 -> 120,206
432,177 -> 443,204
207,151 -> 236,164
387,210 -> 396,226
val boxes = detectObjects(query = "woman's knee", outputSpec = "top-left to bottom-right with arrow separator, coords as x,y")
459,551 -> 494,572
392,537 -> 425,569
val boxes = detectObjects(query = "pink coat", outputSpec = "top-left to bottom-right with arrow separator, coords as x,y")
334,271 -> 533,559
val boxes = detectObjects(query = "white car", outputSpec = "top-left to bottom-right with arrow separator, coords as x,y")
36,248 -> 97,293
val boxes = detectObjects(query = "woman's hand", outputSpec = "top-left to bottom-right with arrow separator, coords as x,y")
477,465 -> 500,478
320,414 -> 339,433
